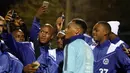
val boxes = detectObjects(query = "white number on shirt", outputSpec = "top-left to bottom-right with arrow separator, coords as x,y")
99,68 -> 108,73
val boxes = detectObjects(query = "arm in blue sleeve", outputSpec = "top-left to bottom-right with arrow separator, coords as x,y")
2,33 -> 21,57
10,58 -> 23,73
30,17 -> 40,41
2,33 -> 26,64
2,33 -> 36,66
36,54 -> 58,73
120,42 -> 129,49
116,48 -> 130,73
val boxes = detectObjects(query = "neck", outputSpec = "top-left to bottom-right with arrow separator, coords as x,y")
110,34 -> 118,41
39,41 -> 50,47
99,37 -> 108,44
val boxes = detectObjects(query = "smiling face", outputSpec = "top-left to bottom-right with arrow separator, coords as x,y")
38,25 -> 54,44
92,23 -> 107,43
12,30 -> 25,42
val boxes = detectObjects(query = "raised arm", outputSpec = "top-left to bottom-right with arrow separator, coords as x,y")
30,6 -> 47,41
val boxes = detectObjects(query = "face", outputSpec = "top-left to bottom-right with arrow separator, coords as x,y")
0,20 -> 4,34
65,21 -> 78,39
14,16 -> 23,26
12,30 -> 25,42
38,26 -> 53,44
92,24 -> 106,43
57,33 -> 65,49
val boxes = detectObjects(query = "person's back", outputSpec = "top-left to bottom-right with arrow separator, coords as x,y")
63,39 -> 93,73
0,50 -> 23,73
8,52 -> 23,73
63,18 -> 94,73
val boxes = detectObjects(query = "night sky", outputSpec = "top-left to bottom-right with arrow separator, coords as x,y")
0,0 -> 17,16
0,0 -> 130,44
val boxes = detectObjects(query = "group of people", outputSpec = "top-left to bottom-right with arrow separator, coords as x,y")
0,4 -> 130,73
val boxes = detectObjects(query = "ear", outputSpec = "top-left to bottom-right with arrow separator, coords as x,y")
75,28 -> 81,35
104,30 -> 108,36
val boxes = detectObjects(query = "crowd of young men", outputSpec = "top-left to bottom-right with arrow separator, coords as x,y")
0,4 -> 130,73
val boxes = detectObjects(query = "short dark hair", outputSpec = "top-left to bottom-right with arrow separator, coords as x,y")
97,21 -> 111,35
41,23 -> 54,35
72,18 -> 87,33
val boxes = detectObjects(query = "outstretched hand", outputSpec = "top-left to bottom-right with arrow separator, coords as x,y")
5,10 -> 14,22
35,6 -> 47,19
56,17 -> 64,31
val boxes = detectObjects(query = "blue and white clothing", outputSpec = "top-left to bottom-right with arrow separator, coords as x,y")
63,35 -> 94,73
30,17 -> 40,41
92,40 -> 130,73
34,45 -> 58,73
2,33 -> 36,66
30,17 -> 63,73
110,37 -> 129,49
83,34 -> 94,46
0,49 -> 23,73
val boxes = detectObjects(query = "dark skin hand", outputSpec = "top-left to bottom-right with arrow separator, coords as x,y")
35,6 -> 47,19
23,64 -> 38,73
123,48 -> 130,57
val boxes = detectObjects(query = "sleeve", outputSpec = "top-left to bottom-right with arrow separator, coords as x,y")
2,33 -> 36,66
2,33 -> 21,58
63,45 -> 75,73
116,48 -> 130,73
120,42 -> 129,49
36,54 -> 58,73
30,17 -> 40,41
10,58 -> 23,73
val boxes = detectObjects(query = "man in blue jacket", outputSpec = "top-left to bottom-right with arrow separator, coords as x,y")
24,5 -> 59,73
108,21 -> 129,49
92,21 -> 130,73
0,16 -> 23,73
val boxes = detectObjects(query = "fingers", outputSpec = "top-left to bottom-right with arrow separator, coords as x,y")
5,14 -> 13,21
35,6 -> 47,18
123,48 -> 130,57
24,64 -> 38,73
56,17 -> 64,31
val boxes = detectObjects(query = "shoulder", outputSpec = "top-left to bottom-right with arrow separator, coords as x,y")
70,39 -> 87,46
69,39 -> 92,51
107,43 -> 119,54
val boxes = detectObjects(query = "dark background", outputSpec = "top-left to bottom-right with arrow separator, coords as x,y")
0,0 -> 130,45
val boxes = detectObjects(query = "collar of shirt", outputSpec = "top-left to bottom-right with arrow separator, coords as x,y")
64,34 -> 84,45
93,40 -> 111,61
110,37 -> 120,44
40,46 -> 50,54
97,40 -> 111,49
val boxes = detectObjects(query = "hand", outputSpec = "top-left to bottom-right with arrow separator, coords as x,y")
123,48 -> 130,57
56,17 -> 64,31
23,64 -> 37,73
14,16 -> 24,26
35,6 -> 47,19
5,10 -> 13,22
